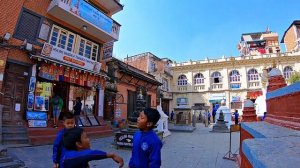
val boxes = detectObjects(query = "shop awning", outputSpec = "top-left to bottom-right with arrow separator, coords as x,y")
30,54 -> 107,78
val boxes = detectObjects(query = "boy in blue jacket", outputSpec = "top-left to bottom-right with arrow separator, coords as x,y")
62,127 -> 124,168
129,108 -> 162,168
53,112 -> 75,168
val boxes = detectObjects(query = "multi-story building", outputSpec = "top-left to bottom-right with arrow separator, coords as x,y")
171,52 -> 300,118
105,57 -> 161,125
0,0 -> 123,144
124,52 -> 173,114
281,20 -> 300,52
238,29 -> 281,56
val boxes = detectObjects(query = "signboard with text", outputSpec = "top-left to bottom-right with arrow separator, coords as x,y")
115,132 -> 134,148
41,43 -> 101,73
70,0 -> 113,34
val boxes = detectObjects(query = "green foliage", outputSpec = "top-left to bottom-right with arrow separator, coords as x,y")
289,71 -> 300,84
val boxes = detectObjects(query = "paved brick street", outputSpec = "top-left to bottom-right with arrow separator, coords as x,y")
8,123 -> 239,168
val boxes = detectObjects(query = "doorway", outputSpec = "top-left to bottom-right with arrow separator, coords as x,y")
52,82 -> 69,118
2,62 -> 29,125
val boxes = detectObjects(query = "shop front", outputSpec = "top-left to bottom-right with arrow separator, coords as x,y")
27,43 -> 106,128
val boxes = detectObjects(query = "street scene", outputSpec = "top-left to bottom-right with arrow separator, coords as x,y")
0,0 -> 300,168
8,124 -> 240,168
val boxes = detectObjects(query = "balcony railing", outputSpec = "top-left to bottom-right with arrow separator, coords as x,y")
211,84 -> 223,90
194,85 -> 205,91
48,0 -> 120,42
177,86 -> 187,92
248,81 -> 260,88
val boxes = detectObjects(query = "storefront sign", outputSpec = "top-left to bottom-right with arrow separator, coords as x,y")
41,43 -> 101,73
209,93 -> 226,103
70,0 -> 113,34
28,120 -> 47,128
230,83 -> 241,89
232,96 -> 241,102
103,41 -> 114,59
115,132 -> 134,147
26,111 -> 47,120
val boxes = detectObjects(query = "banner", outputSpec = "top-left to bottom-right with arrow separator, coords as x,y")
41,43 -> 101,73
70,0 -> 113,34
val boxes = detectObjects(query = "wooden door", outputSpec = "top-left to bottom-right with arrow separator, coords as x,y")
2,72 -> 27,124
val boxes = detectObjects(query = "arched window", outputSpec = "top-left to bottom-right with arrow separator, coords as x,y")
283,66 -> 293,79
247,68 -> 259,81
211,71 -> 222,84
178,75 -> 187,86
229,70 -> 240,82
194,73 -> 204,85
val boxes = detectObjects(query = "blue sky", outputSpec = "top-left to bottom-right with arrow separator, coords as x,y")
112,0 -> 300,62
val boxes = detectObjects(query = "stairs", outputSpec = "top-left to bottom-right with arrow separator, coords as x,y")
0,146 -> 25,168
2,125 -> 29,145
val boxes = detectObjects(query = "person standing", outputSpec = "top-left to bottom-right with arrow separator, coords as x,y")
51,94 -> 63,128
73,97 -> 82,127
234,110 -> 239,125
212,103 -> 219,123
170,110 -> 174,121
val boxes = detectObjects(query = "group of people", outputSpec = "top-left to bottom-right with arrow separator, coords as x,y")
50,94 -> 86,128
52,108 -> 162,168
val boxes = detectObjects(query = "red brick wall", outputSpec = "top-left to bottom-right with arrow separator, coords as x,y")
266,91 -> 300,130
240,127 -> 254,168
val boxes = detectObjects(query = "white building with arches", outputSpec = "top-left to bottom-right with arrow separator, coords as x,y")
171,52 -> 300,116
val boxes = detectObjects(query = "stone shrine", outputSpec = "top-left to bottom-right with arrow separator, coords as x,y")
215,100 -> 232,129
211,110 -> 229,133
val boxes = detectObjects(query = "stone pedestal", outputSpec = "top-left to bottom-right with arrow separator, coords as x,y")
156,105 -> 171,137
215,106 -> 232,129
211,111 -> 229,133
242,99 -> 257,122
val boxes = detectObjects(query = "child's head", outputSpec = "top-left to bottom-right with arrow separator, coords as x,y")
63,112 -> 75,129
137,108 -> 160,131
63,127 -> 90,151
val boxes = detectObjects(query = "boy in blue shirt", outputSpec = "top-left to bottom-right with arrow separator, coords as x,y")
62,127 -> 124,168
53,112 -> 75,168
129,108 -> 162,168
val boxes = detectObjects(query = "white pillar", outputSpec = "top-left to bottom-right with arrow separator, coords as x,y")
157,99 -> 171,137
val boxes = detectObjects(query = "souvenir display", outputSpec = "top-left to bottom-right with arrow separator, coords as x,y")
29,77 -> 36,92
27,92 -> 34,110
87,115 -> 99,126
34,96 -> 45,111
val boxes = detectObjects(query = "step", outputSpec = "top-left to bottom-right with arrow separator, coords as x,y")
0,160 -> 25,168
0,156 -> 13,163
2,137 -> 29,145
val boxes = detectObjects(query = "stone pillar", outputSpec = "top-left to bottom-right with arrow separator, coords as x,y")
242,99 -> 257,122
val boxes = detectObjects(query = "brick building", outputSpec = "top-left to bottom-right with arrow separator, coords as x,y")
281,20 -> 300,52
0,0 -> 123,144
124,52 -> 173,114
105,57 -> 161,126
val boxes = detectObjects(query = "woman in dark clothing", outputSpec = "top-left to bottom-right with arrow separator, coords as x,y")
73,97 -> 82,127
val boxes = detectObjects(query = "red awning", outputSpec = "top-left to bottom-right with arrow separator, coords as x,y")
247,91 -> 262,99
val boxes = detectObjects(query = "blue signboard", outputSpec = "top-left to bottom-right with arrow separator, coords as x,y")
70,0 -> 113,34
26,111 -> 47,120
230,83 -> 241,89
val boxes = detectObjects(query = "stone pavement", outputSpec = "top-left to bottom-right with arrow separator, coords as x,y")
7,123 -> 240,168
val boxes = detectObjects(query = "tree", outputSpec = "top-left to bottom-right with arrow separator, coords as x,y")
289,71 -> 300,84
